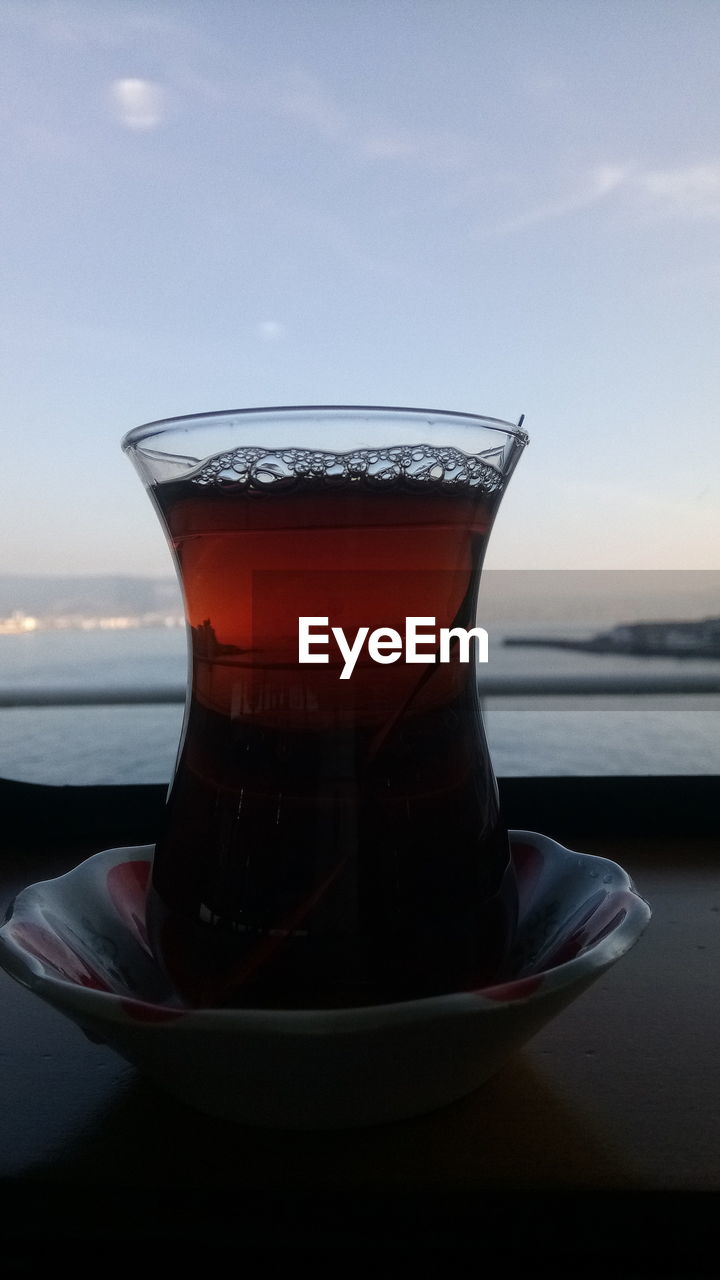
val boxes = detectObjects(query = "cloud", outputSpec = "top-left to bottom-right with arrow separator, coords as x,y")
360,127 -> 472,170
483,163 -> 629,236
635,163 -> 720,219
480,159 -> 720,239
169,64 -> 347,141
109,78 -> 166,130
271,69 -> 345,136
1,1 -> 189,52
255,321 -> 286,342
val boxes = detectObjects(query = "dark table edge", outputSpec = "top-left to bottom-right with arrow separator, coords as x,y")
0,1183 -> 718,1264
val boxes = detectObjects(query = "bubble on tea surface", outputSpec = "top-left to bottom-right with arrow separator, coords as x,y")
193,444 -> 507,494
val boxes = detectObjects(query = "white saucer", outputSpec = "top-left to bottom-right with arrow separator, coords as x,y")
0,831 -> 651,1129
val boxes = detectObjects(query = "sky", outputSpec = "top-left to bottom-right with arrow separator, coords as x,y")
1,0 -> 719,576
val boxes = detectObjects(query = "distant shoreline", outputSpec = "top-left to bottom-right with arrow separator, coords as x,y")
0,611 -> 184,636
504,616 -> 720,660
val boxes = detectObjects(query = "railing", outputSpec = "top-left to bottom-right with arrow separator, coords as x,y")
1,672 -> 719,707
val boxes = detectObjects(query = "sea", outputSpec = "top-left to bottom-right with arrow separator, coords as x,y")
1,624 -> 718,785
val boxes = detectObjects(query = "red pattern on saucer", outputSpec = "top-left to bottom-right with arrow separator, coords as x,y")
9,920 -> 111,991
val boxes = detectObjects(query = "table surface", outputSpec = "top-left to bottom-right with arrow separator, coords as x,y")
2,832 -> 719,1257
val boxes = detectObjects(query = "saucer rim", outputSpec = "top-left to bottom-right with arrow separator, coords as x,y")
0,830 -> 651,1031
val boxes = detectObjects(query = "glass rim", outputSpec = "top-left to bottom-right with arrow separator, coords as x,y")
121,403 -> 528,453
